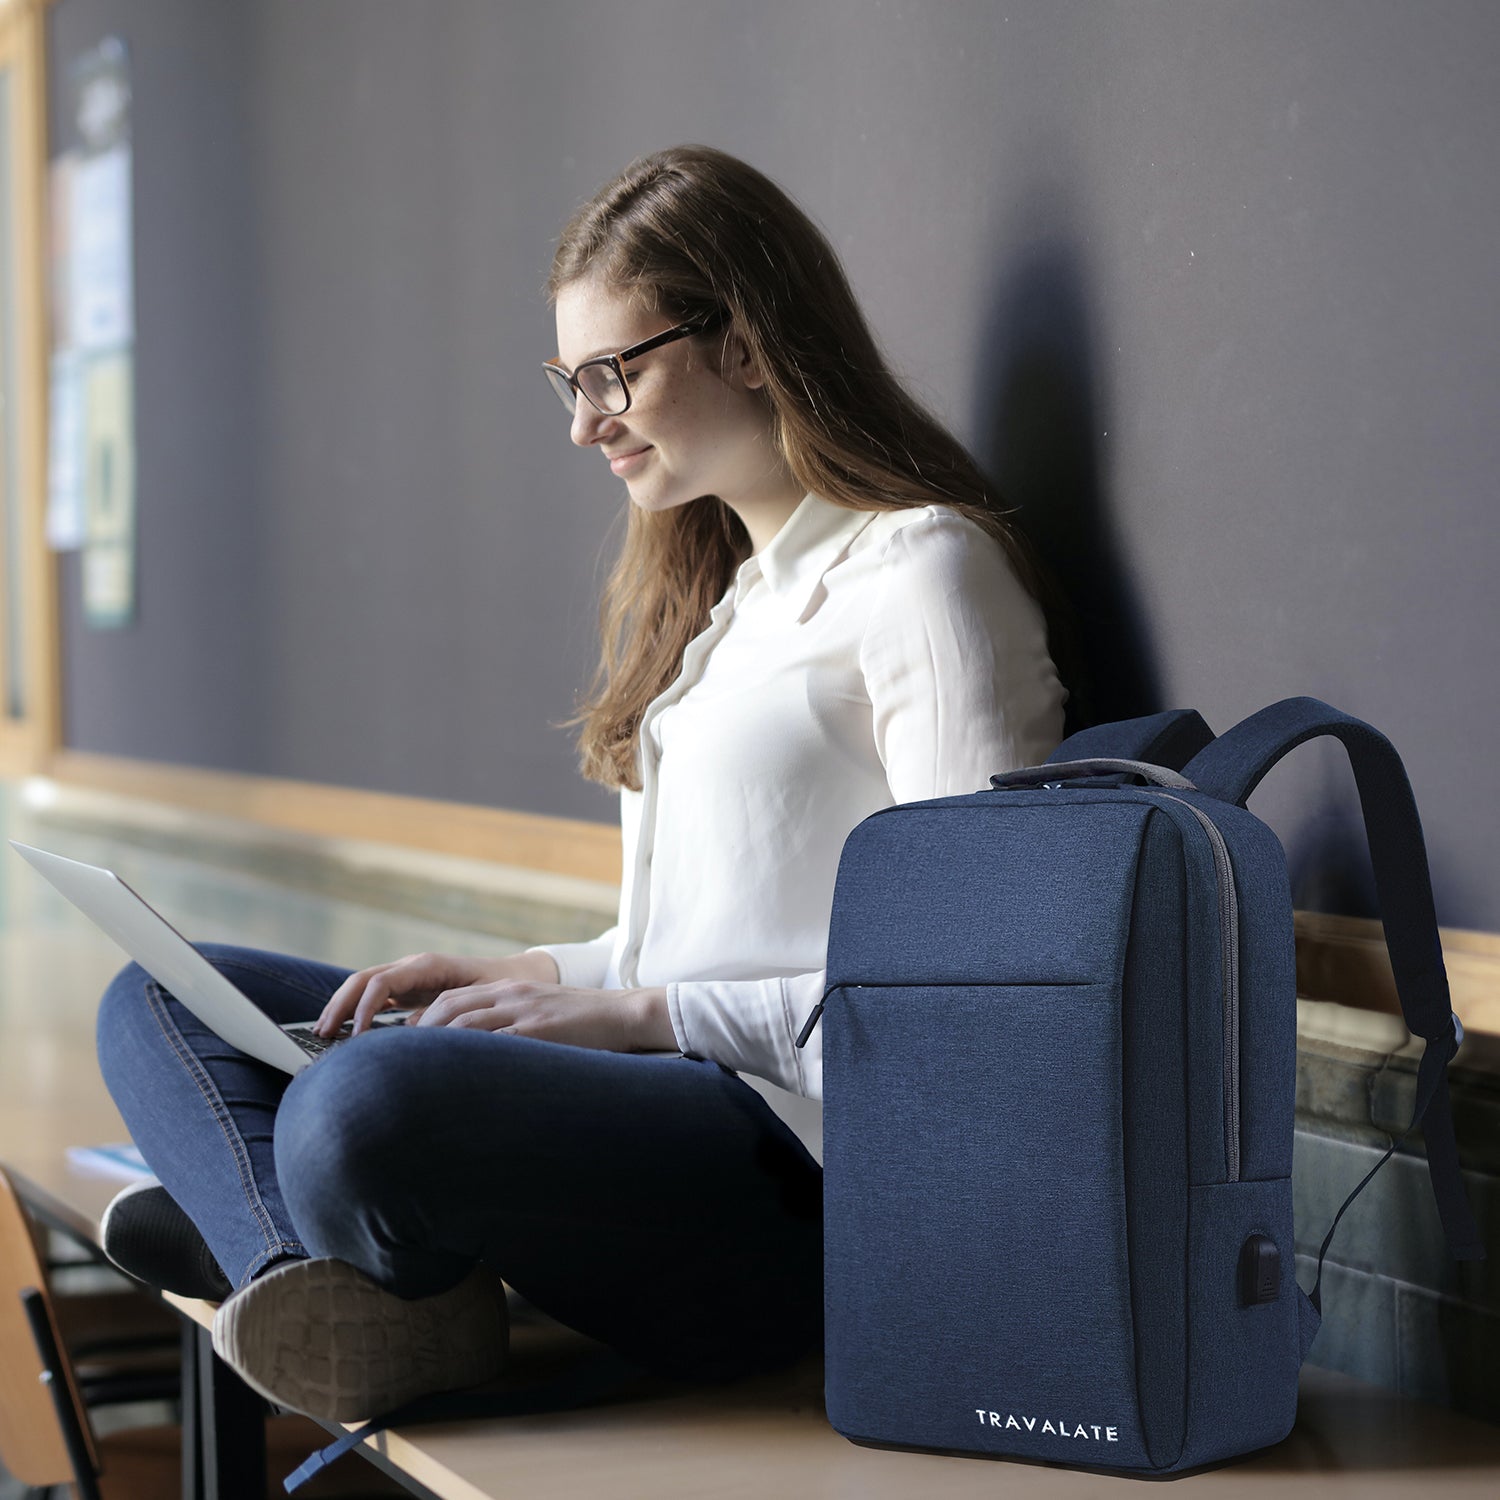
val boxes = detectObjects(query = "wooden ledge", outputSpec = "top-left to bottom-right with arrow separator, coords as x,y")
40,750 -> 623,888
1296,911 -> 1500,1037
155,1283 -> 1500,1497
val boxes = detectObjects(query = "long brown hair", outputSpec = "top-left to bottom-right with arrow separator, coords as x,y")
547,145 -> 1065,791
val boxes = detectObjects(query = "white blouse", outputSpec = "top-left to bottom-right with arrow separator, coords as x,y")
528,490 -> 1068,1166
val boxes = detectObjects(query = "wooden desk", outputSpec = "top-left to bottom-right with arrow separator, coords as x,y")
5,930 -> 1500,1499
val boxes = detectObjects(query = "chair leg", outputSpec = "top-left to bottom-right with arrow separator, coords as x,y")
181,1318 -> 203,1500
20,1287 -> 103,1500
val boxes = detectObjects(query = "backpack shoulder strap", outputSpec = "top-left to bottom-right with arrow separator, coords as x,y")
1048,708 -> 1215,770
1181,696 -> 1485,1302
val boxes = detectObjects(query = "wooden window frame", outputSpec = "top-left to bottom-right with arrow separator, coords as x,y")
0,0 -> 61,778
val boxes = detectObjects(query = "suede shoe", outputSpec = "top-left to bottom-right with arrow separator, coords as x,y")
99,1179 -> 234,1302
210,1256 -> 509,1422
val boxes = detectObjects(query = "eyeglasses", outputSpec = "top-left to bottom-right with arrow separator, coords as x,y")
542,309 -> 730,417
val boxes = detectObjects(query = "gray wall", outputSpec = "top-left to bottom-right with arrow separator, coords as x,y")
49,2 -> 1500,930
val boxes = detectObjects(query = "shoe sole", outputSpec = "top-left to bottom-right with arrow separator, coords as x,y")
211,1257 -> 509,1422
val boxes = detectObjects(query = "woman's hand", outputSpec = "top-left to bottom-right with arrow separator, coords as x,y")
316,950 -> 668,1055
409,978 -> 652,1054
315,950 -> 557,1037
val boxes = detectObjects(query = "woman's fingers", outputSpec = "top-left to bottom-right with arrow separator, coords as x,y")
318,962 -> 397,1035
421,987 -> 636,1051
317,953 -> 434,1035
414,987 -> 512,1029
443,1008 -> 515,1032
347,970 -> 409,1035
322,970 -> 605,1041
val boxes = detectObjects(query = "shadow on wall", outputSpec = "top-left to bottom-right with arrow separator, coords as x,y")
972,221 -> 1159,742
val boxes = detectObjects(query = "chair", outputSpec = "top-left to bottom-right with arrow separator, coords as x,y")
2,1165 -> 129,1499
1,1165 -> 403,1500
37,1210 -> 183,1411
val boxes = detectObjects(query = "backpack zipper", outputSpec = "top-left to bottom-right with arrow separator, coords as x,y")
1151,792 -> 1241,1183
1032,781 -> 1242,1182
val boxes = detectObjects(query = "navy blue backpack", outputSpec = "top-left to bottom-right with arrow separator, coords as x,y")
795,697 -> 1484,1476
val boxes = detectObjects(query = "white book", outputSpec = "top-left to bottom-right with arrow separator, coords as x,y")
66,1141 -> 152,1182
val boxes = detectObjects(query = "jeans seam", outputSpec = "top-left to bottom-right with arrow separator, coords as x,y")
144,980 -> 308,1273
241,1243 -> 305,1286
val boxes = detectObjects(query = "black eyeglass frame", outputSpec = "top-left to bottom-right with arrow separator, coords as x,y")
543,308 -> 731,417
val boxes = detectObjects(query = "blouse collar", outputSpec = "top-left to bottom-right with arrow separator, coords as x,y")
749,492 -> 884,623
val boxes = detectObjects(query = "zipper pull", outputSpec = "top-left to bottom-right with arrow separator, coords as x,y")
794,999 -> 824,1048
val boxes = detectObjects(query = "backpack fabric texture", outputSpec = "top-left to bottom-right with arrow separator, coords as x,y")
796,696 -> 1484,1477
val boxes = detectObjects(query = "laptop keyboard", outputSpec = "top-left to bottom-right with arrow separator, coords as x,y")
283,1011 -> 414,1057
284,1026 -> 343,1057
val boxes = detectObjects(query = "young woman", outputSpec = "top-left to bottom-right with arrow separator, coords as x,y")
94,145 -> 1069,1423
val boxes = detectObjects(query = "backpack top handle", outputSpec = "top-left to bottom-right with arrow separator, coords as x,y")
991,758 -> 1196,790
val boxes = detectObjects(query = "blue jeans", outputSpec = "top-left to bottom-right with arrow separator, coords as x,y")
95,943 -> 824,1383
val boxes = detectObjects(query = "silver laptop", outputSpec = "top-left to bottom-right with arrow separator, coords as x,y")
9,840 -> 412,1074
